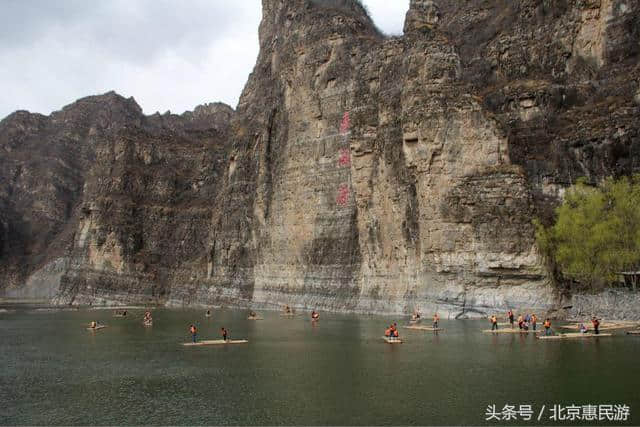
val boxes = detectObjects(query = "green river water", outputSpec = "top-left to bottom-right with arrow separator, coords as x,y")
1,306 -> 638,425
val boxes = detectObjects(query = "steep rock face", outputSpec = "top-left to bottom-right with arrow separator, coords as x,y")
168,0 -> 384,307
54,102 -> 234,305
188,0 -> 566,316
197,0 -> 638,316
2,0 -> 639,316
0,92 -> 142,297
437,0 -> 640,215
0,93 -> 234,303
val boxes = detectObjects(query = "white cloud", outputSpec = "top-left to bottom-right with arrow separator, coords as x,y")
0,0 -> 409,119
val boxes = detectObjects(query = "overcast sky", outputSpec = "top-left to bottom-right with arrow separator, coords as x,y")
0,1 -> 409,119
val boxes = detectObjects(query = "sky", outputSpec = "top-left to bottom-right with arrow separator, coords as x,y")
0,0 -> 410,119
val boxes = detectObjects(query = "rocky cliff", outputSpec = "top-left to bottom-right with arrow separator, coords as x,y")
1,0 -> 639,317
1,93 -> 233,303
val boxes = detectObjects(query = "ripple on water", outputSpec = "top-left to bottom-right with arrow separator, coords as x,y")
1,308 -> 639,425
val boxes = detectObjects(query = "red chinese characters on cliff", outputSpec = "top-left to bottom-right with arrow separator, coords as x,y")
336,184 -> 350,206
336,111 -> 351,206
338,148 -> 351,167
339,112 -> 350,134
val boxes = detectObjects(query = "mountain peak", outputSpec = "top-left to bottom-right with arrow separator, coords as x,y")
61,91 -> 143,116
404,0 -> 440,34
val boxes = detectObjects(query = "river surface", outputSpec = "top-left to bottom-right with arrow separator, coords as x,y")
1,306 -> 638,425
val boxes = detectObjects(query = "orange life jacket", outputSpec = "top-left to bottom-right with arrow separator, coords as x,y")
544,321 -> 551,328
385,328 -> 391,337
393,330 -> 399,337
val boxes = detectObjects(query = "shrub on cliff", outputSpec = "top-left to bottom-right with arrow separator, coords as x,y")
535,176 -> 640,290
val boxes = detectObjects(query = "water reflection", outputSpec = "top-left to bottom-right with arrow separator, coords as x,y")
0,307 -> 638,425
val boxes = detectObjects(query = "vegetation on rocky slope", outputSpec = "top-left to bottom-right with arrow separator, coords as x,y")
536,176 -> 640,290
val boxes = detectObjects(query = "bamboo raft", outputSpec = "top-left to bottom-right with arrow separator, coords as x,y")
626,330 -> 640,335
33,308 -> 79,312
383,337 -> 403,344
86,325 -> 107,331
91,306 -> 145,310
567,319 -> 638,325
483,329 -> 535,334
247,317 -> 263,320
537,333 -> 613,340
560,321 -> 639,331
182,340 -> 248,346
404,325 -> 443,331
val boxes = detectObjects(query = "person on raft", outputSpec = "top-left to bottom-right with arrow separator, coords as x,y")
284,305 -> 292,314
517,314 -> 524,330
412,311 -> 421,321
591,317 -> 601,335
249,310 -> 257,318
543,318 -> 552,336
432,313 -> 440,329
221,327 -> 229,341
311,310 -> 320,321
531,314 -> 538,331
189,324 -> 197,343
206,310 -> 211,318
143,311 -> 152,324
392,325 -> 399,339
507,310 -> 515,328
490,315 -> 498,330
579,323 -> 588,333
90,321 -> 98,329
385,324 -> 399,340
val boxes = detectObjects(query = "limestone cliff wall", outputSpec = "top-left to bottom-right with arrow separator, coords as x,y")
1,93 -> 233,304
1,0 -> 639,317
185,0 -> 558,316
196,0 -> 638,316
